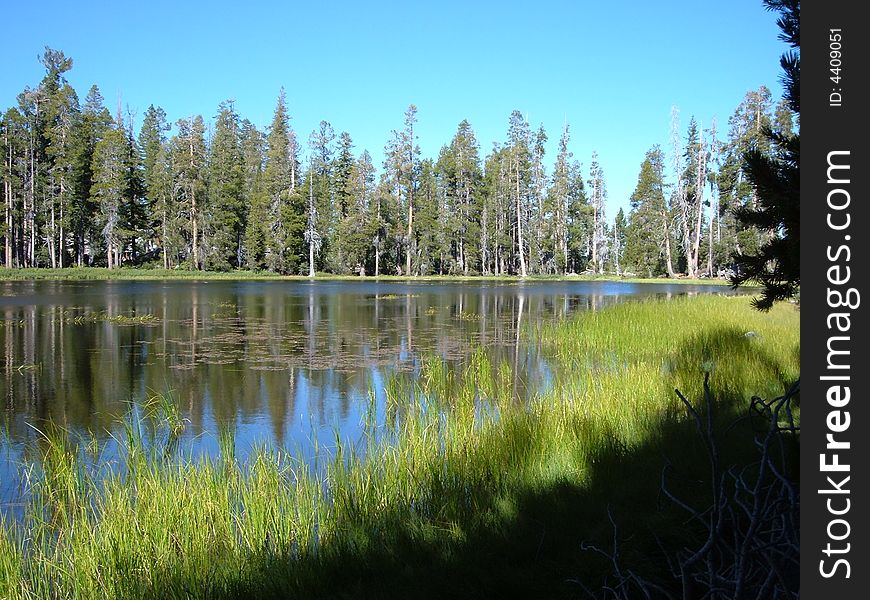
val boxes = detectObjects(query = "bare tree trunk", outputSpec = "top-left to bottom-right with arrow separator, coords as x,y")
28,126 -> 35,268
374,193 -> 381,277
49,200 -> 57,268
514,156 -> 527,277
163,202 -> 169,269
662,209 -> 677,278
707,208 -> 714,276
591,181 -> 598,273
406,199 -> 413,276
670,106 -> 692,277
4,134 -> 11,268
613,222 -> 620,275
481,205 -> 488,275
690,126 -> 707,278
308,169 -> 315,278
59,184 -> 64,269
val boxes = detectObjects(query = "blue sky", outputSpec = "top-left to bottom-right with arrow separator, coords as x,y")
1,0 -> 786,217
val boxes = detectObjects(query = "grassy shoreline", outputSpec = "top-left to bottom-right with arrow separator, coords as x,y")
0,295 -> 798,598
0,266 -> 739,286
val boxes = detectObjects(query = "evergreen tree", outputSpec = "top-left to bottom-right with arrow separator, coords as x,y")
42,57 -> 79,268
506,111 -> 531,277
717,87 -> 774,272
306,120 -> 334,275
91,126 -> 126,268
611,208 -> 627,274
528,124 -> 547,273
2,108 -> 28,268
331,131 -> 355,273
249,90 -> 303,273
548,124 -> 573,274
587,152 -> 607,273
116,113 -> 146,263
339,149 -> 375,275
624,146 -> 673,277
413,158 -> 443,275
730,0 -> 800,310
239,119 -> 265,269
71,85 -> 112,266
436,120 -> 482,274
138,105 -> 170,264
205,101 -> 246,270
172,115 -> 207,269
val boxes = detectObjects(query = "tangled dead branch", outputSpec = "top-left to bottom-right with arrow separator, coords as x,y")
578,374 -> 800,599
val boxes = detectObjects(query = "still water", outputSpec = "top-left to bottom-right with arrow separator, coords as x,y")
1,279 -> 738,507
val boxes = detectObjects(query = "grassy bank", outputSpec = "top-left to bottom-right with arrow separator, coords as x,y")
0,266 -> 736,285
0,295 -> 798,598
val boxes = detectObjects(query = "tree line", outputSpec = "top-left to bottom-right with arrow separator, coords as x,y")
1,48 -> 794,278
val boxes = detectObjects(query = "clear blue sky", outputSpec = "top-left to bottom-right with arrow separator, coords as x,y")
1,0 -> 786,218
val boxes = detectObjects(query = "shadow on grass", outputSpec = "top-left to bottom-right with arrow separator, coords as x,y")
125,330 -> 802,598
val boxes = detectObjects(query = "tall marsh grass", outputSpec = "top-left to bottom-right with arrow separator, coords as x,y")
0,295 -> 799,598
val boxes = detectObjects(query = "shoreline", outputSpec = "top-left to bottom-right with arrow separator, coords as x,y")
0,266 -> 742,286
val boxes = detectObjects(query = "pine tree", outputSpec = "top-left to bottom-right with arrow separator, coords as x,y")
116,112 -> 146,263
205,101 -> 246,270
71,85 -> 112,266
624,146 -> 673,277
91,126 -> 126,268
435,120 -> 482,274
587,152 -> 607,273
251,90 -> 303,273
338,149 -> 374,275
529,124 -> 547,273
717,87 -> 774,272
548,124 -> 572,274
730,0 -> 800,310
172,116 -> 207,269
306,120 -> 334,276
611,208 -> 627,275
506,111 -> 531,277
138,105 -> 170,265
331,131 -> 355,273
240,119 -> 266,269
2,108 -> 28,268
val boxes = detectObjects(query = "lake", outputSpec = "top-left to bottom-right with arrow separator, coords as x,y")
0,279 -> 739,510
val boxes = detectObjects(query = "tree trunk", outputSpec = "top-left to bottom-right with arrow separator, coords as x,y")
189,138 -> 199,270
662,209 -> 677,278
59,194 -> 64,269
162,201 -> 169,269
308,171 -> 315,278
591,189 -> 598,273
690,128 -> 706,278
4,149 -> 11,269
613,223 -> 620,275
406,199 -> 413,277
515,156 -> 527,277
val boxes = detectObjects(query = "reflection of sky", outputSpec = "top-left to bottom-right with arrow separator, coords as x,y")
0,280 -> 743,515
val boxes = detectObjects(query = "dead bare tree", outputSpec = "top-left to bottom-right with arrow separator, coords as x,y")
577,375 -> 800,599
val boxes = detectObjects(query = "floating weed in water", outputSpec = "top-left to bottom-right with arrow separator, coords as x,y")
62,311 -> 160,326
370,293 -> 420,300
10,363 -> 42,375
454,311 -> 481,321
0,295 -> 799,599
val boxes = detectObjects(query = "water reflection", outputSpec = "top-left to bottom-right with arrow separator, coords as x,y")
1,279 -> 735,501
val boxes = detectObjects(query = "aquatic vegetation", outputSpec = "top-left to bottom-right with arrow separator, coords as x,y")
0,295 -> 799,598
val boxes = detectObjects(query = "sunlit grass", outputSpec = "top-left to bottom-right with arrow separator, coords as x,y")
0,295 -> 798,598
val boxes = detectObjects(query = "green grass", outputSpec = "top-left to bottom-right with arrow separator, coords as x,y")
0,266 -> 737,285
0,295 -> 798,598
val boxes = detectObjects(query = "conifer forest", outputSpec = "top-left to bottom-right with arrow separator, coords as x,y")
1,48 -> 794,279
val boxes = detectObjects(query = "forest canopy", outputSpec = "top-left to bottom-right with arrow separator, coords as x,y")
1,50 -> 794,279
